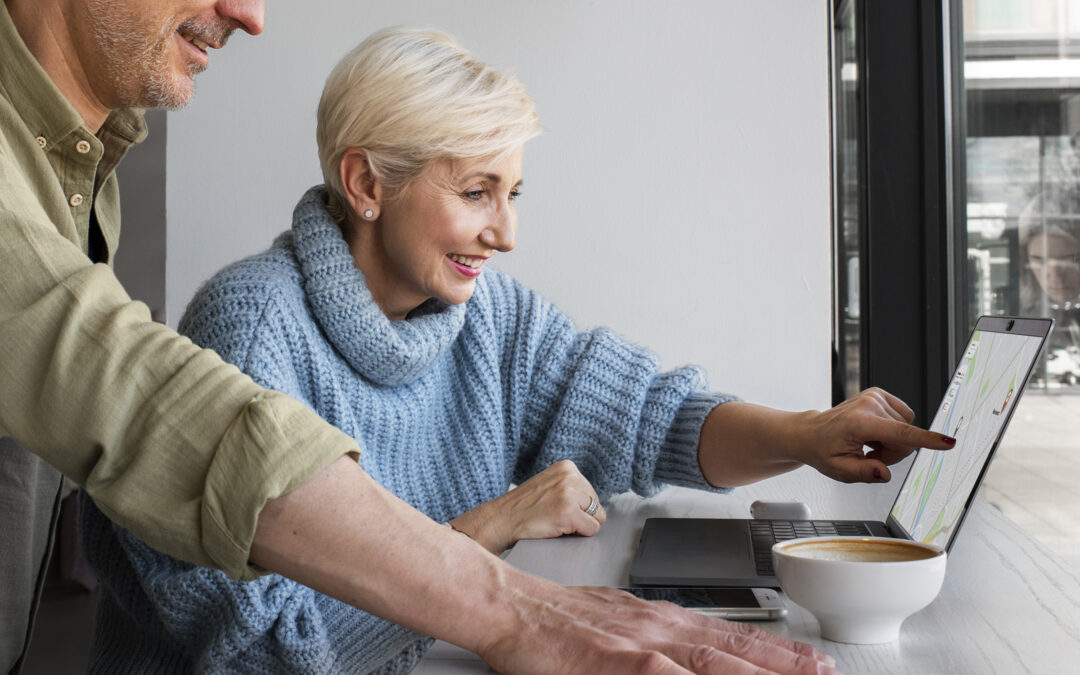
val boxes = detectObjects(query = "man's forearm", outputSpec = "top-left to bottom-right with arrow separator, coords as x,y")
252,456 -> 838,674
250,456 -> 526,655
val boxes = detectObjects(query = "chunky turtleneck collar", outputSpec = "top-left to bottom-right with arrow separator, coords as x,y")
289,186 -> 467,386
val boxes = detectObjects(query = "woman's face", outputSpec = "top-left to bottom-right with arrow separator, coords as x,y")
1027,231 -> 1080,304
352,147 -> 523,319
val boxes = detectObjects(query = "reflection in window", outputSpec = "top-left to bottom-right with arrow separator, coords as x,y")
964,0 -> 1080,386
961,0 -> 1080,571
1019,189 -> 1080,377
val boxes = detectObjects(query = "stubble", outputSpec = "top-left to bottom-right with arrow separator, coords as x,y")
85,1 -> 232,110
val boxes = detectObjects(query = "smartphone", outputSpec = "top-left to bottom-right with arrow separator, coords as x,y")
618,587 -> 787,621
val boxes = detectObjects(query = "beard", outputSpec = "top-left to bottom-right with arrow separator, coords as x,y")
85,1 -> 234,110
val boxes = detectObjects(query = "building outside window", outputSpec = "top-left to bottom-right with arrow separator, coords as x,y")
959,0 -> 1080,569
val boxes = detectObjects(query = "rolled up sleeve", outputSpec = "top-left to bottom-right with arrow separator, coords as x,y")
0,152 -> 358,580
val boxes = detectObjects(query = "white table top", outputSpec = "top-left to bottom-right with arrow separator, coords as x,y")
416,486 -> 1080,674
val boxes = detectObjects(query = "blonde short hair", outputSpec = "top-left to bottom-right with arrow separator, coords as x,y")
317,27 -> 541,220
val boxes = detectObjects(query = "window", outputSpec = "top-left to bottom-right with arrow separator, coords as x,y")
956,0 -> 1080,570
829,0 -> 1075,570
832,0 -> 1079,570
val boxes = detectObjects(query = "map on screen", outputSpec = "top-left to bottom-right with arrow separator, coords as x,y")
891,328 -> 1045,547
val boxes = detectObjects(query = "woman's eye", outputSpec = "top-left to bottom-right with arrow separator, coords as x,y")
509,189 -> 522,201
463,189 -> 485,201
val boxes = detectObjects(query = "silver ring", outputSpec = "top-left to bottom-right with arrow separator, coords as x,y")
584,496 -> 600,517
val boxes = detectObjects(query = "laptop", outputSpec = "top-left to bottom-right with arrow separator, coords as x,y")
629,315 -> 1054,588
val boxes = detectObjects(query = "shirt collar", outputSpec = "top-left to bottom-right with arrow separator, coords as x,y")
0,2 -> 146,160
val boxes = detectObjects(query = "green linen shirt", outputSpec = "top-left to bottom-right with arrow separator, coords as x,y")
0,4 -> 359,580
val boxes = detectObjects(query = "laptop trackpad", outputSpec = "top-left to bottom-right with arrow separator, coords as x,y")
629,518 -> 757,587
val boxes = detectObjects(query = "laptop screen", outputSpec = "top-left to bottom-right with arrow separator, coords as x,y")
889,317 -> 1051,549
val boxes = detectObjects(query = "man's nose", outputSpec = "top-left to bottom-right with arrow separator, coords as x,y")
217,0 -> 265,35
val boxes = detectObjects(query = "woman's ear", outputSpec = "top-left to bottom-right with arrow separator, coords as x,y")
339,148 -> 383,221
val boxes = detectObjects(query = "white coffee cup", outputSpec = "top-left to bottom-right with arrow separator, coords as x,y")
772,536 -> 947,644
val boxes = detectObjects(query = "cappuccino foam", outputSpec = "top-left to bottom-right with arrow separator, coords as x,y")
780,538 -> 940,563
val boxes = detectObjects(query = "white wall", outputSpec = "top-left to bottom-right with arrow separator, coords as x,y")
166,0 -> 841,504
114,109 -> 166,319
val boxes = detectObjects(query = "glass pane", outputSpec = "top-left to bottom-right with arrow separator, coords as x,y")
960,0 -> 1080,570
833,0 -> 861,402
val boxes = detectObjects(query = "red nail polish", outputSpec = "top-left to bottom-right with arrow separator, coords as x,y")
873,468 -> 883,481
942,435 -> 957,445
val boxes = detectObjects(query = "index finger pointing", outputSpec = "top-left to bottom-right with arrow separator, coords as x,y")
867,417 -> 957,451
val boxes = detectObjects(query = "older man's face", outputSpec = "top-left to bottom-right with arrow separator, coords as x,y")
78,0 -> 264,110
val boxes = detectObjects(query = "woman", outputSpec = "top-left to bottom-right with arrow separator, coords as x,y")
81,27 -> 951,673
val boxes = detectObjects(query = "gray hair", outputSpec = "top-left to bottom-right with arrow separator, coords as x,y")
316,27 -> 541,221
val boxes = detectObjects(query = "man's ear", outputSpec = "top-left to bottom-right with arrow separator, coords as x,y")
339,148 -> 383,220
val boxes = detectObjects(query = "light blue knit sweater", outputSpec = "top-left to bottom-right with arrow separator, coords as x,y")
80,186 -> 734,674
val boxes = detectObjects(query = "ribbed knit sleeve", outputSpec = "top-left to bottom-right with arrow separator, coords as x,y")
657,391 -> 739,489
478,270 -> 736,497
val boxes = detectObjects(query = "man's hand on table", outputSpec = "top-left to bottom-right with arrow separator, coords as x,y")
255,458 -> 836,674
478,583 -> 838,675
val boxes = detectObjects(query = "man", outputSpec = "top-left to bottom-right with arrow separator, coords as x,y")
0,3 -> 351,668
1,0 -> 942,672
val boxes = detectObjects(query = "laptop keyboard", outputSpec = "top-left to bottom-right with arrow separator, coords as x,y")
750,520 -> 872,576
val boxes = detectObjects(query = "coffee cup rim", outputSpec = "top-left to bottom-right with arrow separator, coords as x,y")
772,536 -> 945,563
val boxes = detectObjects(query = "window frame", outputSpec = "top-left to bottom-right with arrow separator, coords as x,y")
832,0 -> 956,425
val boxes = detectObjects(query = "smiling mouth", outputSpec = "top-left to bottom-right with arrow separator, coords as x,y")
179,29 -> 210,53
446,253 -> 488,278
447,253 -> 485,269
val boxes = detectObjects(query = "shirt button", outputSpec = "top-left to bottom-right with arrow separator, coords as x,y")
36,136 -> 47,149
76,140 -> 91,154
69,193 -> 84,207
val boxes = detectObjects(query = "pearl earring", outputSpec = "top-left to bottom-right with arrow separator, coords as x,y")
363,209 -> 374,220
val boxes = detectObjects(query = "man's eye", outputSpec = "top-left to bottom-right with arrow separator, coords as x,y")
509,189 -> 522,201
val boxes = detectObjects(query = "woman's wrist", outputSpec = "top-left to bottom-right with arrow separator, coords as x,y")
777,408 -> 821,466
450,503 -> 513,555
699,403 -> 811,486
446,520 -> 470,537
